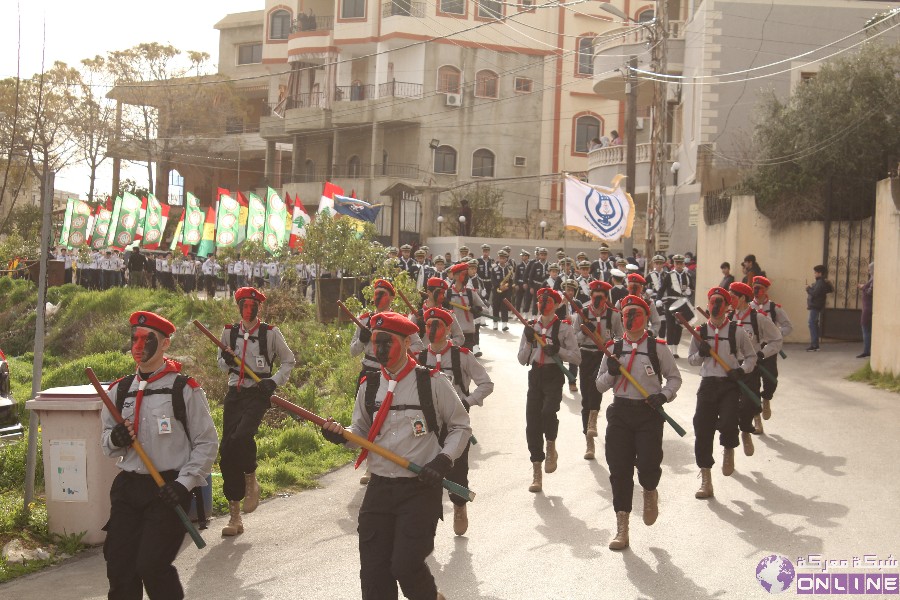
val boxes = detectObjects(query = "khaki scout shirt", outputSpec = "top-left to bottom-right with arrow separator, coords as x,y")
517,316 -> 582,367
217,320 -> 296,388
419,343 -> 494,407
687,319 -> 758,377
595,335 -> 682,401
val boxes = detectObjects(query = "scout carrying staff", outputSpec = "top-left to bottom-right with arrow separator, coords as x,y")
417,307 -> 494,536
490,249 -> 515,331
217,287 -> 296,536
465,259 -> 487,357
728,281 -> 783,446
571,280 -> 623,460
750,275 -> 793,426
616,274 -> 661,336
321,312 -> 472,600
446,262 -> 487,352
415,277 -> 464,346
517,287 -> 581,493
596,295 -> 681,550
101,311 -> 218,600
559,280 -> 584,392
687,287 -> 757,499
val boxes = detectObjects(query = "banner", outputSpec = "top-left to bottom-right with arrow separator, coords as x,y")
289,198 -> 310,249
66,200 -> 93,248
107,193 -> 142,250
170,209 -> 186,254
181,192 -> 204,249
197,206 -> 217,258
141,194 -> 165,249
215,191 -> 241,248
317,182 -> 343,217
58,199 -> 74,247
262,187 -> 288,254
236,192 -> 249,244
563,174 -> 635,242
90,207 -> 112,250
246,192 -> 266,243
332,195 -> 380,223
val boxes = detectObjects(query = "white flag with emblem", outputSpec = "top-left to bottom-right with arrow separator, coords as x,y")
564,174 -> 635,242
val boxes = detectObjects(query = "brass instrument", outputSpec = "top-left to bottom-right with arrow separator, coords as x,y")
497,266 -> 515,293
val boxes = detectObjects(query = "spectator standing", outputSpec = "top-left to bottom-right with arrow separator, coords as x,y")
857,262 -> 873,358
719,262 -> 735,289
610,130 -> 622,146
805,264 -> 833,351
741,254 -> 763,284
127,247 -> 146,287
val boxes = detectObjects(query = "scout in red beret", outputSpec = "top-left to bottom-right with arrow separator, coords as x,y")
235,287 -> 266,303
728,281 -> 754,300
129,311 -> 175,366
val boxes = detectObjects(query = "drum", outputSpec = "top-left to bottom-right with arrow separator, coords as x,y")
668,297 -> 696,324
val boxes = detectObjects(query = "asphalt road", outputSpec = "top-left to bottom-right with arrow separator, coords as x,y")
4,325 -> 897,599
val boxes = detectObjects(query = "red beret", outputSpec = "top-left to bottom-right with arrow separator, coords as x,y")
620,295 -> 650,314
130,311 -> 175,337
708,287 -> 730,300
426,277 -> 448,290
235,287 -> 266,303
729,282 -> 754,297
753,276 -> 772,288
422,307 -> 453,326
369,312 -> 419,337
589,280 -> 613,292
449,263 -> 469,275
626,273 -> 646,285
372,279 -> 395,294
536,287 -> 562,303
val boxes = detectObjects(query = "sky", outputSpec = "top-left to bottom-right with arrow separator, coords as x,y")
0,0 -> 255,198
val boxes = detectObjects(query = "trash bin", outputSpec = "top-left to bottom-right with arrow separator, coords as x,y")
26,384 -> 120,545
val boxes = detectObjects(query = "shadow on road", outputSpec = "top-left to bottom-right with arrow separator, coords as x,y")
662,436 -> 699,476
731,471 -> 848,528
187,541 -> 267,600
757,434 -> 847,477
429,538 -> 506,600
623,547 -> 728,600
707,499 -> 823,557
531,494 -> 606,559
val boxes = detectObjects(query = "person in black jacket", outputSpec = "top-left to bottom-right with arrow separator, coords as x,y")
805,265 -> 832,351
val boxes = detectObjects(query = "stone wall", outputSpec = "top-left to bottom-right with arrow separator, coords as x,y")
871,178 -> 900,377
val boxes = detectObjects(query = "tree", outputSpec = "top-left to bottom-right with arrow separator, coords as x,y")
745,41 -> 900,225
444,185 -> 505,237
70,56 -> 115,202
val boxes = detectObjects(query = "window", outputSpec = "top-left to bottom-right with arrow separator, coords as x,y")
574,115 -> 601,153
514,77 -> 533,93
478,0 -> 502,19
437,66 -> 461,94
472,148 -> 495,177
577,37 -> 593,76
475,70 -> 499,98
439,0 -> 465,15
237,43 -> 262,65
434,145 -> 457,174
520,0 -> 535,8
348,155 -> 361,178
637,10 -> 655,23
269,10 -> 291,40
514,156 -> 526,167
341,0 -> 366,19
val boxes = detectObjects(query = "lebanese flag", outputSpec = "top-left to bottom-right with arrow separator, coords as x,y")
317,182 -> 343,217
289,197 -> 310,249
284,193 -> 294,237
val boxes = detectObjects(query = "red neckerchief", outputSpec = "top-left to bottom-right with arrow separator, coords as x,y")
132,358 -> 180,436
355,357 -> 418,468
735,307 -> 752,329
536,316 -> 559,366
237,319 -> 260,388
709,318 -> 730,355
453,285 -> 471,322
615,332 -> 648,393
427,342 -> 452,376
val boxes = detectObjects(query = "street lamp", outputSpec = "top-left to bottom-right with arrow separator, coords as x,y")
437,214 -> 444,235
671,161 -> 681,186
540,220 -> 547,240
458,214 -> 466,237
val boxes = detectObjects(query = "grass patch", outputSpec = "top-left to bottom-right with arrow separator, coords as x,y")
847,362 -> 900,393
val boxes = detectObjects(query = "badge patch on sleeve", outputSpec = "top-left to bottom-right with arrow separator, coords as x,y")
410,416 -> 428,437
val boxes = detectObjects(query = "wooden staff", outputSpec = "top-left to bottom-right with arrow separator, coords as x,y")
192,319 -> 265,383
502,298 -> 576,383
269,396 -> 476,503
674,313 -> 762,407
85,368 -> 206,550
579,324 -> 686,437
336,300 -> 368,330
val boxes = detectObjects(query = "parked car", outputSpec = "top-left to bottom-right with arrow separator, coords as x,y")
0,351 -> 25,444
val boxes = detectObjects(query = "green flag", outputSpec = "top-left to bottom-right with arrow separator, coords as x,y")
215,192 -> 241,248
197,206 -> 217,258
107,192 -> 142,250
181,192 -> 204,248
90,207 -> 112,250
58,199 -> 74,247
246,192 -> 266,243
67,200 -> 92,248
141,194 -> 164,249
262,187 -> 287,254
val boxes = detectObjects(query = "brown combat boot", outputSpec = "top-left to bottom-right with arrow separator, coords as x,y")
529,462 -> 543,493
360,469 -> 371,485
586,410 -> 599,438
762,398 -> 772,420
453,504 -> 468,536
753,414 -> 765,435
584,435 -> 595,460
243,472 -> 260,513
742,432 -> 755,456
436,592 -> 446,600
722,447 -> 735,476
221,501 -> 244,536
608,511 -> 629,550
544,440 -> 558,473
695,468 -> 714,499
642,489 -> 659,526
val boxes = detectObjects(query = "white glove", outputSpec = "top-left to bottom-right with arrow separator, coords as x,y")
656,300 -> 663,309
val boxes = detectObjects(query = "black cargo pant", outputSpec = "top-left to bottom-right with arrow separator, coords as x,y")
693,377 -> 740,469
579,349 -> 604,433
605,399 -> 664,513
492,289 -> 511,323
104,470 -> 189,600
220,385 -> 270,501
759,354 -> 778,400
526,365 -> 564,462
358,475 -> 443,600
738,368 -> 762,433
447,440 -> 471,507
516,285 -> 532,315
664,305 -> 683,346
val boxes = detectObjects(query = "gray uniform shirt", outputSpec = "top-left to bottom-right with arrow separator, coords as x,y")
517,317 -> 582,366
101,367 -> 219,491
447,285 -> 486,334
733,307 -> 783,358
573,306 -> 624,348
346,366 -> 472,478
420,343 -> 494,407
750,299 -> 794,339
217,321 -> 297,388
351,313 -> 425,369
596,336 -> 682,401
420,303 -> 465,347
688,320 -> 758,377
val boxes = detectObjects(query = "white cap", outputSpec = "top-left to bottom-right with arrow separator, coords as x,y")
610,268 -> 626,278
625,264 -> 639,273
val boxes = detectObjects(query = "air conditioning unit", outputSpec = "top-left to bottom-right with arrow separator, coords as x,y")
635,117 -> 645,130
445,93 -> 462,107
514,156 -> 526,167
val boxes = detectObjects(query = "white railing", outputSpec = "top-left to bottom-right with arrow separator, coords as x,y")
587,143 -> 675,170
593,20 -> 685,53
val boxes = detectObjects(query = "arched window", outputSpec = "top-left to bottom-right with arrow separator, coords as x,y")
577,37 -> 594,76
434,145 -> 457,174
637,9 -> 655,23
270,9 -> 291,40
472,148 -> 495,177
574,114 -> 601,153
437,66 -> 461,94
475,70 -> 499,98
305,159 -> 316,182
348,155 -> 361,178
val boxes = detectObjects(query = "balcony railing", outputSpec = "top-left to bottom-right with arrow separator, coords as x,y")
594,20 -> 685,52
291,15 -> 335,32
587,143 -> 675,169
382,1 -> 425,17
378,80 -> 423,98
334,84 -> 375,101
284,162 -> 421,183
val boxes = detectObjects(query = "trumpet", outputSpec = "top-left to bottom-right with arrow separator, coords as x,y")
497,267 -> 515,293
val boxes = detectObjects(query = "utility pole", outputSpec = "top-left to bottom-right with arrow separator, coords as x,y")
623,55 -> 638,258
647,0 -> 669,259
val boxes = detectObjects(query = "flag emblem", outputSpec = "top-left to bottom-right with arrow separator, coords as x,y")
564,174 -> 635,242
188,211 -> 203,226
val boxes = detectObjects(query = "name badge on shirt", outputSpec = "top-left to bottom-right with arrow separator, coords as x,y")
644,363 -> 656,377
255,356 -> 266,369
158,416 -> 172,435
410,416 -> 428,437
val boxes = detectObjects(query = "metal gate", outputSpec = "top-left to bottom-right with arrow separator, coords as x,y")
822,216 -> 874,340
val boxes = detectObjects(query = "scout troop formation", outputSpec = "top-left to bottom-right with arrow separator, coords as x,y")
97,241 -> 793,599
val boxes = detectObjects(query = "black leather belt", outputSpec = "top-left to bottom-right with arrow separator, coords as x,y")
614,396 -> 649,407
370,474 -> 422,485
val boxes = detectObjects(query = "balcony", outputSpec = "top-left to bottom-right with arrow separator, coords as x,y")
334,84 -> 375,101
382,1 -> 425,17
587,143 -> 677,192
291,15 -> 334,33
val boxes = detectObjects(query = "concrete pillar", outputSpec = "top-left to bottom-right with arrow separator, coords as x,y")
370,122 -> 379,179
331,129 -> 340,179
420,188 -> 436,241
265,140 -> 276,185
291,135 -> 302,182
391,194 -> 401,248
